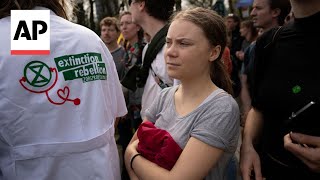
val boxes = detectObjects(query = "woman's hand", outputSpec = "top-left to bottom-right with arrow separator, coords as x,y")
124,140 -> 140,180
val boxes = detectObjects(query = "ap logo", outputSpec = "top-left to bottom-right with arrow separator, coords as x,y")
11,10 -> 50,55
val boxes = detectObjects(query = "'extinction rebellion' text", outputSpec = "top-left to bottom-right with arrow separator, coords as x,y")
54,52 -> 107,83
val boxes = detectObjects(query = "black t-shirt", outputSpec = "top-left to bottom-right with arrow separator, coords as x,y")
252,11 -> 320,176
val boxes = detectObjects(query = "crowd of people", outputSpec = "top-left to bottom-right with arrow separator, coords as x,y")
0,0 -> 319,179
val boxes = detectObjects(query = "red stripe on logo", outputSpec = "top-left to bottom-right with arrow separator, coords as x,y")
11,50 -> 50,55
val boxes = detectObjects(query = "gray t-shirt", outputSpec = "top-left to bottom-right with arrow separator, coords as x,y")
111,47 -> 126,80
145,86 -> 240,180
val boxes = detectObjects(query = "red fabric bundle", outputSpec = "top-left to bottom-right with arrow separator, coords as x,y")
137,121 -> 182,170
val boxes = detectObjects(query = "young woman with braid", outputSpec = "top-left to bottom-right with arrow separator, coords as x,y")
124,7 -> 240,180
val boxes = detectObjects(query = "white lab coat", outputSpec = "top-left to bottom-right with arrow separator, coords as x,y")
0,7 -> 127,180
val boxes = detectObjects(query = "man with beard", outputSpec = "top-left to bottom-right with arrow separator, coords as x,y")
100,17 -> 126,80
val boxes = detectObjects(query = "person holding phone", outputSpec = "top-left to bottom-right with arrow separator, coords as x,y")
240,0 -> 320,179
284,132 -> 320,173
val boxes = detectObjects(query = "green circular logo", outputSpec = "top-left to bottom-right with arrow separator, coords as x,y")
292,85 -> 301,94
23,61 -> 52,87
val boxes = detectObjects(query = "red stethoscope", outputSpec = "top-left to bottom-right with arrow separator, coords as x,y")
20,67 -> 80,106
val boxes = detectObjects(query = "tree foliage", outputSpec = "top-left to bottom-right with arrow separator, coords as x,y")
72,0 -> 235,33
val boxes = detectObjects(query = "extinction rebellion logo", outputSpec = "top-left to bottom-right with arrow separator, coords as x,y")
54,52 -> 107,83
20,61 -> 81,106
19,53 -> 106,106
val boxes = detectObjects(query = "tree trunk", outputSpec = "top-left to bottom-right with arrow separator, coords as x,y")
104,0 -> 119,17
73,0 -> 86,25
94,0 -> 106,24
94,0 -> 119,31
175,0 -> 182,11
89,0 -> 95,32
228,0 -> 234,13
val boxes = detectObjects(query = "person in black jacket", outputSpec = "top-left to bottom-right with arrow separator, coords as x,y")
240,0 -> 320,179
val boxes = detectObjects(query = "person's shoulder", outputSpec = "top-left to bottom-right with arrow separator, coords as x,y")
152,45 -> 166,66
150,86 -> 176,108
113,46 -> 126,54
52,15 -> 101,42
256,24 -> 293,48
119,46 -> 126,53
0,16 -> 10,33
0,16 -> 10,23
208,90 -> 239,112
72,22 -> 100,40
156,85 -> 176,101
160,85 -> 176,95
256,28 -> 279,46
254,28 -> 277,55
154,45 -> 166,60
157,45 -> 165,54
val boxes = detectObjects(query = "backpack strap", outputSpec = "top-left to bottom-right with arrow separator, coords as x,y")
150,67 -> 170,89
263,26 -> 283,49
136,24 -> 169,88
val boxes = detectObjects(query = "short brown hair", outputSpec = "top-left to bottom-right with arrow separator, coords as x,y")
99,17 -> 120,32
